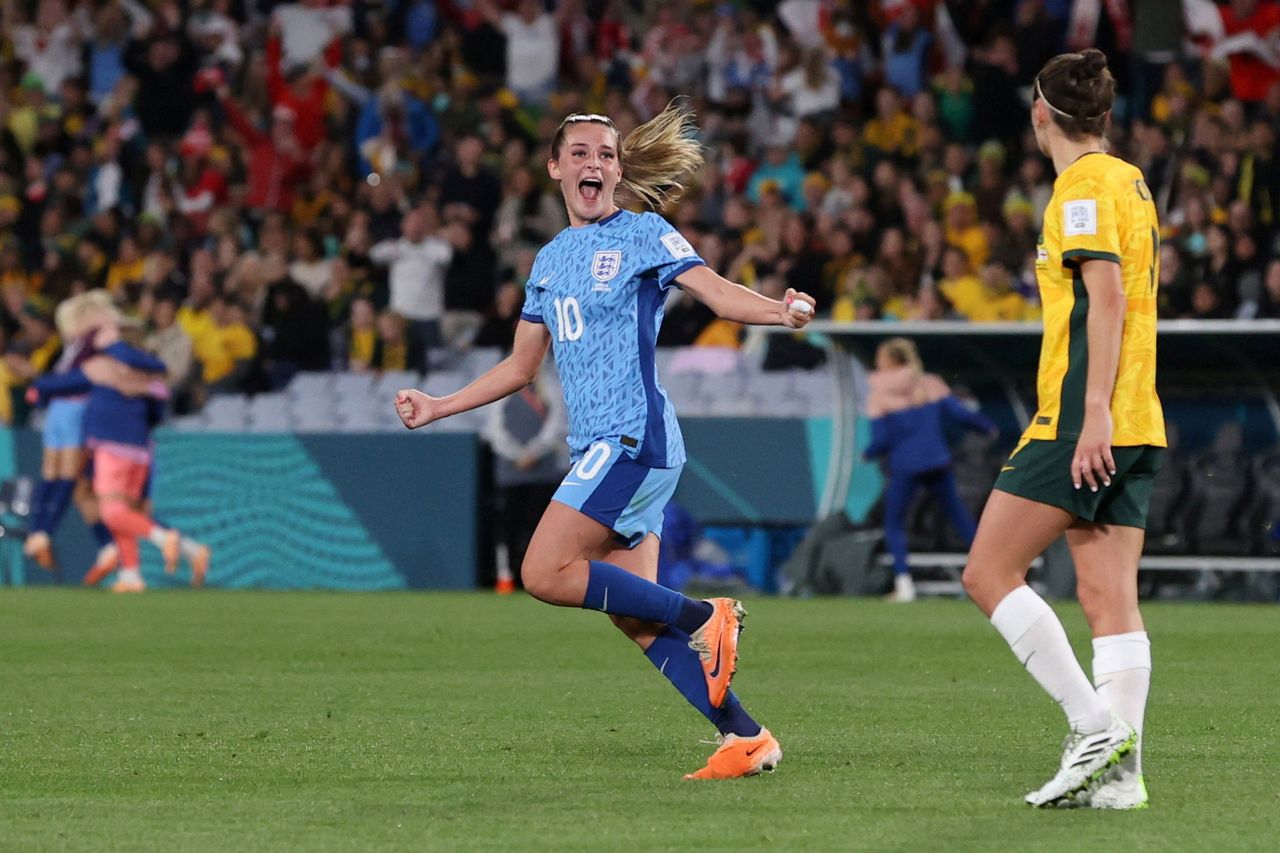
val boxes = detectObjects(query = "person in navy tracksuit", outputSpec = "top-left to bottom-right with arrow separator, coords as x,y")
865,337 -> 996,602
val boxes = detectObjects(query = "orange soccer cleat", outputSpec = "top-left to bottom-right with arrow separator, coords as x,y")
683,728 -> 782,780
687,598 -> 746,708
188,545 -> 211,588
23,531 -> 55,571
82,544 -> 119,587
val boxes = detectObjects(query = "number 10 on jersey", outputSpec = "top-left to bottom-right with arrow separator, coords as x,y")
553,296 -> 584,342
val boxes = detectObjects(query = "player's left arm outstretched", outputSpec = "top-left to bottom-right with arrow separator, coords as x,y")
675,265 -> 816,329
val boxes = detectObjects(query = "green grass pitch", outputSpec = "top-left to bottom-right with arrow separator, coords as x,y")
2,590 -> 1277,851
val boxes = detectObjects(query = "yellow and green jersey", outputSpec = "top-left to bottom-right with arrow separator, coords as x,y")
1026,152 -> 1166,447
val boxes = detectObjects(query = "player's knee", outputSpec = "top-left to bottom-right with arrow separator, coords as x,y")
960,562 -> 984,601
1075,575 -> 1109,622
98,500 -> 128,530
519,557 -> 556,603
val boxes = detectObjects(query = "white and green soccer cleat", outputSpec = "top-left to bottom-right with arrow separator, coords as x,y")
1079,753 -> 1149,810
1025,714 -> 1137,807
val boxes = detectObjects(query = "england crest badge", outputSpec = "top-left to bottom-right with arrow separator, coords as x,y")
592,250 -> 622,289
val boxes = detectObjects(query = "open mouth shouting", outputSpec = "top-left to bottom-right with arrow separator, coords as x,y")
579,177 -> 604,203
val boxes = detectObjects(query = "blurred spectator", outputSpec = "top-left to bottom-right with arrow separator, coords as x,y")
1256,258 -> 1280,317
481,364 -> 568,585
1158,243 -> 1197,318
478,0 -> 563,106
0,0 -> 1275,431
370,205 -> 462,355
943,191 -> 989,270
146,290 -> 195,409
216,80 -> 310,213
342,297 -> 378,371
123,8 -> 197,139
1209,0 -> 1280,103
370,309 -> 426,374
260,272 -> 329,388
473,280 -> 523,352
881,3 -> 933,99
201,294 -> 257,394
271,0 -> 351,71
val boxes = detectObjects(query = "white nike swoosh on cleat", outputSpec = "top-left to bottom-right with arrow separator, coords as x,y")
602,587 -> 608,611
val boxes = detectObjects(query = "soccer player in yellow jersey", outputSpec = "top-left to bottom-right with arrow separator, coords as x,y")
961,50 -> 1164,810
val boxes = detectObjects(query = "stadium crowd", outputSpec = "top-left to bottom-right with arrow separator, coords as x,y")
1,0 -> 1279,420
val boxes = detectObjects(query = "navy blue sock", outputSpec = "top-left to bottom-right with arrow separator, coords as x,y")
674,598 -> 715,634
45,479 -> 77,533
29,478 -> 52,533
90,522 -> 114,549
643,628 -> 761,737
583,560 -> 711,628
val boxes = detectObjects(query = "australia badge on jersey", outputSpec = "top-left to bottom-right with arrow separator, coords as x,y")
592,250 -> 622,291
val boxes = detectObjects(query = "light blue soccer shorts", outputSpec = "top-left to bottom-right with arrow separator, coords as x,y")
552,438 -> 682,549
43,398 -> 88,449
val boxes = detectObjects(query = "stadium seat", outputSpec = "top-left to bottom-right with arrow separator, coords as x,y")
422,371 -> 468,398
286,372 -> 334,401
1145,425 -> 1190,554
201,395 -> 250,430
1248,449 -> 1280,556
1186,423 -> 1254,556
291,401 -> 342,432
661,372 -> 704,410
457,347 -> 503,380
374,370 -> 424,398
332,372 -> 375,399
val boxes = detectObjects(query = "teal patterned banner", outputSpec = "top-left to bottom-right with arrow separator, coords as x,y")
3,430 -> 479,590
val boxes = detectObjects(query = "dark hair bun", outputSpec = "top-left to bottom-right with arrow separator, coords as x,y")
1078,49 -> 1108,77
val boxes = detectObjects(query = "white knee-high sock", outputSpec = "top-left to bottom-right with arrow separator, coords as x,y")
990,586 -> 1112,734
1093,631 -> 1151,773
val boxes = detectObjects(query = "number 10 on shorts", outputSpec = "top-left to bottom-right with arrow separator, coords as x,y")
575,441 -> 612,480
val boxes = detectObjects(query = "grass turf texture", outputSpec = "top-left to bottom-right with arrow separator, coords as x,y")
2,592 -> 1277,852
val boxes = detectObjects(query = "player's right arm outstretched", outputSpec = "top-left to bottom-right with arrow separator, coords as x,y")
395,319 -> 551,429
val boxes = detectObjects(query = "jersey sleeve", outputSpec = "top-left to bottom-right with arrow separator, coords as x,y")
520,254 -> 546,324
1057,176 -> 1121,267
642,213 -> 706,290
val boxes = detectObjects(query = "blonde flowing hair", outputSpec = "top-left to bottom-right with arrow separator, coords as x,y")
878,337 -> 923,372
54,289 -> 119,338
550,99 -> 705,212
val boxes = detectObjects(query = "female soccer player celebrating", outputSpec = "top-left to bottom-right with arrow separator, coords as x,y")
962,50 -> 1164,809
23,291 -> 121,578
395,103 -> 815,779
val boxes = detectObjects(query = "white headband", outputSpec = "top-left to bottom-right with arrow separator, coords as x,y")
1034,77 -> 1107,122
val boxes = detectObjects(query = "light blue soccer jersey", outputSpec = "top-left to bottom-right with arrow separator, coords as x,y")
521,209 -> 704,468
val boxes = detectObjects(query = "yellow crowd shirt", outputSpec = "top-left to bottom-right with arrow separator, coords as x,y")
1026,152 -> 1166,447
